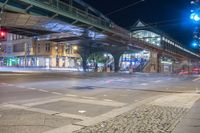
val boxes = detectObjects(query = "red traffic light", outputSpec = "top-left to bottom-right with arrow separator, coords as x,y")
0,31 -> 5,37
0,30 -> 6,41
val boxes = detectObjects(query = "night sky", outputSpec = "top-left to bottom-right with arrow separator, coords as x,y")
83,0 -> 197,52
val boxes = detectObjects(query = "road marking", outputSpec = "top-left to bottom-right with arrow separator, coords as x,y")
60,97 -> 125,107
140,83 -> 148,86
78,110 -> 86,114
0,83 -> 8,85
58,112 -> 90,120
23,97 -> 125,107
193,78 -> 200,82
103,99 -> 113,102
23,98 -> 63,107
51,92 -> 63,95
105,80 -> 113,83
3,104 -> 59,115
65,94 -> 78,97
103,95 -> 107,97
2,103 -> 90,121
153,80 -> 162,83
27,87 -> 37,90
82,96 -> 96,100
38,89 -> 48,93
7,84 -> 14,87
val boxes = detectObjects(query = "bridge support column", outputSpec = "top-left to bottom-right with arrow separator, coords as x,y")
113,54 -> 121,72
78,46 -> 90,72
147,51 -> 160,73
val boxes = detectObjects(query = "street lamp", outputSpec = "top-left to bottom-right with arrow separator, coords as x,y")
190,12 -> 200,22
72,45 -> 78,51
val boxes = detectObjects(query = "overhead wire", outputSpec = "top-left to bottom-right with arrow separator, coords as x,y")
105,0 -> 145,16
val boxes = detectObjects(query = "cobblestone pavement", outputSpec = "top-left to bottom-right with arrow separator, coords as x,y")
75,93 -> 200,133
74,105 -> 188,133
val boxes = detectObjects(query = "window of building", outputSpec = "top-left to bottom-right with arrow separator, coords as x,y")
45,43 -> 51,52
132,30 -> 161,47
38,44 -> 41,53
13,43 -> 25,52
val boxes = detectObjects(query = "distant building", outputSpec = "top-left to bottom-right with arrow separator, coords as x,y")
129,20 -> 200,73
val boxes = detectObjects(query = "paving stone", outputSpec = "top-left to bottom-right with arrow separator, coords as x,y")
0,108 -> 81,133
34,101 -> 114,117
74,105 -> 188,133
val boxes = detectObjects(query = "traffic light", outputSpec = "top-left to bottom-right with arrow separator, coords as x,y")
0,30 -> 6,41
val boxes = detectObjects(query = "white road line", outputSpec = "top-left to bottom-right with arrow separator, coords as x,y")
60,97 -> 126,107
3,104 -> 59,115
38,89 -> 49,93
82,96 -> 96,100
51,92 -> 63,95
140,83 -> 148,86
153,80 -> 162,83
103,99 -> 113,102
23,98 -> 63,107
57,112 -> 90,120
7,84 -> 14,87
78,110 -> 86,114
2,104 -> 90,122
0,83 -> 8,85
193,78 -> 200,82
27,87 -> 37,90
65,94 -> 78,97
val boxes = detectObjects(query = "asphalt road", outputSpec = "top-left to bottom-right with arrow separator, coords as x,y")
0,72 -> 200,133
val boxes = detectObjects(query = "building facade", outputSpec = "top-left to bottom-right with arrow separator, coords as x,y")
0,33 -> 81,68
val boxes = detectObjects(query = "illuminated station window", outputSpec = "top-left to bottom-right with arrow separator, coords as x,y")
132,30 -> 161,46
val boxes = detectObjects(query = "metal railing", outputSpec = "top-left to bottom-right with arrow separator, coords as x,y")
31,0 -> 110,28
25,0 -> 130,37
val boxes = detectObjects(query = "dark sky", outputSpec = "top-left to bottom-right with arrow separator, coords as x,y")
83,0 -> 197,51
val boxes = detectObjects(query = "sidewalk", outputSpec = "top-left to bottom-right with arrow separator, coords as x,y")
173,99 -> 200,133
0,67 -> 83,73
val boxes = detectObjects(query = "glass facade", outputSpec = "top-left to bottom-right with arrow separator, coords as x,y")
132,30 -> 161,47
120,50 -> 150,71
